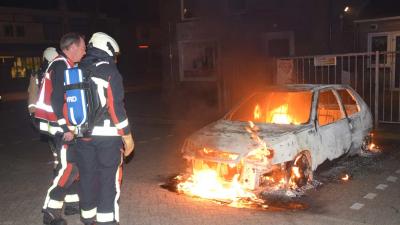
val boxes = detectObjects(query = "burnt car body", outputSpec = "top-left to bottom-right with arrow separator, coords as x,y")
181,84 -> 373,190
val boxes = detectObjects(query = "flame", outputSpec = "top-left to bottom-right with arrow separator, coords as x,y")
341,174 -> 349,181
254,104 -> 261,120
176,169 -> 264,207
253,103 -> 300,125
270,104 -> 299,124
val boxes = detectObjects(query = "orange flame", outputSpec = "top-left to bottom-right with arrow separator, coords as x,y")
341,174 -> 349,181
254,104 -> 261,120
176,169 -> 264,207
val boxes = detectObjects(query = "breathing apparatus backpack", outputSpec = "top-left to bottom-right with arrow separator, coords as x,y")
64,66 -> 102,137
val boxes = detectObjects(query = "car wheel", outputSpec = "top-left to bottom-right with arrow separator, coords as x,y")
291,154 -> 312,187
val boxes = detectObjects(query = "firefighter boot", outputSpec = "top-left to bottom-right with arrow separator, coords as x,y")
42,208 -> 67,225
64,202 -> 79,216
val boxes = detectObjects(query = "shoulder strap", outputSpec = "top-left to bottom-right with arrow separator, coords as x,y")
45,57 -> 72,75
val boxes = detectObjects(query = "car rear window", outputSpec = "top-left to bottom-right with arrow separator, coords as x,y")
228,90 -> 313,125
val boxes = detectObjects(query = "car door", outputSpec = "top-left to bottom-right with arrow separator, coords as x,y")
315,88 -> 352,164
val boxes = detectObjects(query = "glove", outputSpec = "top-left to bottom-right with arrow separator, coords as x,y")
122,133 -> 135,157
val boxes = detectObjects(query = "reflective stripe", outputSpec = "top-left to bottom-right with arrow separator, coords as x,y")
97,212 -> 114,223
64,194 -> 79,203
114,156 -> 123,222
81,208 -> 97,219
28,104 -> 36,109
43,145 -> 67,209
39,122 -> 63,135
95,61 -> 109,67
91,126 -> 119,136
115,119 -> 129,130
48,199 -> 63,209
36,102 -> 54,113
58,118 -> 66,126
91,77 -> 109,88
91,77 -> 109,107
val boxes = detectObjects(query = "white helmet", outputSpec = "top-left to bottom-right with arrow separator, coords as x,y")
88,32 -> 120,56
43,47 -> 58,61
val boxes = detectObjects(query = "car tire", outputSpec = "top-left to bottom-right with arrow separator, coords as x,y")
291,154 -> 312,187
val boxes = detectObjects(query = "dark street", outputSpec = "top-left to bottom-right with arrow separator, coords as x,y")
0,90 -> 399,225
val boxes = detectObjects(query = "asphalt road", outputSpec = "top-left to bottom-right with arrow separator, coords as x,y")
0,93 -> 399,225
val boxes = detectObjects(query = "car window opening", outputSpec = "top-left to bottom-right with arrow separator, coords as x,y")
229,90 -> 313,125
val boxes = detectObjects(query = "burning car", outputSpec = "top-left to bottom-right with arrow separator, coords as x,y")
180,84 -> 373,195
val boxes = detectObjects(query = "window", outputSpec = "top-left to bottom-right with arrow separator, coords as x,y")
228,90 -> 312,125
317,90 -> 344,126
10,56 -> 42,79
337,89 -> 360,117
16,25 -> 25,37
3,24 -> 13,37
179,40 -> 218,81
369,35 -> 387,65
181,0 -> 199,20
268,39 -> 290,57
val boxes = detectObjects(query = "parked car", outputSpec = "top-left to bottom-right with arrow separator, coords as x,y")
181,84 -> 373,190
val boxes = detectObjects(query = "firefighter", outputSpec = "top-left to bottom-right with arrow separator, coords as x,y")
35,32 -> 86,225
27,47 -> 58,115
75,32 -> 134,225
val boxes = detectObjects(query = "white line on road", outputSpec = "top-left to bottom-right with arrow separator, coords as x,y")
386,176 -> 398,182
396,169 -> 400,174
376,184 -> 388,190
350,203 -> 364,210
363,193 -> 377,200
152,137 -> 161,140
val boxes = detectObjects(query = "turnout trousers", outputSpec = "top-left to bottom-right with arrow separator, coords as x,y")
75,136 -> 123,225
43,134 -> 79,211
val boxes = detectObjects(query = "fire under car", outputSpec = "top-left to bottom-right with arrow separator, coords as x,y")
181,84 -> 373,192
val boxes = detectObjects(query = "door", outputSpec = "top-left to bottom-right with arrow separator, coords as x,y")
315,89 -> 352,164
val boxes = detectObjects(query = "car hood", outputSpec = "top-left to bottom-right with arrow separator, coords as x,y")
187,120 -> 309,156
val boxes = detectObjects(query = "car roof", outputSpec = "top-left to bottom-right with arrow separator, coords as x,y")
264,84 -> 352,92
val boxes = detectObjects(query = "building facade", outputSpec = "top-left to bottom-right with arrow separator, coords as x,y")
159,0 -> 354,112
0,6 -> 119,93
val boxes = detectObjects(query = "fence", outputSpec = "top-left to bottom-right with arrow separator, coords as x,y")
277,51 -> 400,127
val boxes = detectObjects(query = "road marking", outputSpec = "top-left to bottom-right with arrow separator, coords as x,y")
350,203 -> 364,210
376,184 -> 388,190
152,137 -> 161,140
396,169 -> 400,174
137,140 -> 148,144
386,176 -> 398,182
363,193 -> 377,200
